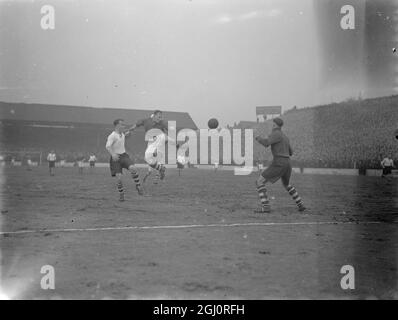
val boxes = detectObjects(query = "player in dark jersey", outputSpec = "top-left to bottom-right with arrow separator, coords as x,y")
254,117 -> 306,213
129,110 -> 168,180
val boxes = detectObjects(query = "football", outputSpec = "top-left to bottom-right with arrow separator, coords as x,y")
208,118 -> 219,129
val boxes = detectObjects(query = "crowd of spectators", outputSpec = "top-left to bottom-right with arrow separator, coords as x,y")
234,95 -> 398,169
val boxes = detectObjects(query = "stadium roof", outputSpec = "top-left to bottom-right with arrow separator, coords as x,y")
0,102 -> 197,130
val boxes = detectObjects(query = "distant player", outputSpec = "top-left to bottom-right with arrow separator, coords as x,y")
254,117 -> 306,213
47,150 -> 56,176
106,119 -> 143,201
76,155 -> 85,175
26,157 -> 33,171
381,156 -> 394,178
88,154 -> 97,173
129,110 -> 169,180
176,142 -> 188,176
214,162 -> 219,172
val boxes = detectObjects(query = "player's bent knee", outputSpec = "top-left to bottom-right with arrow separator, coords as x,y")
145,157 -> 156,166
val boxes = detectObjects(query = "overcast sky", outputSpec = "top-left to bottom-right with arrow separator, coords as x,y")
0,0 -> 388,127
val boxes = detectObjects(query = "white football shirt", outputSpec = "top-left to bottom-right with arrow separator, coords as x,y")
47,153 -> 56,161
106,131 -> 126,154
381,158 -> 394,167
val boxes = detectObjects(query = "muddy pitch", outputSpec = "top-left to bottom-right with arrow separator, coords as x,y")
1,166 -> 397,299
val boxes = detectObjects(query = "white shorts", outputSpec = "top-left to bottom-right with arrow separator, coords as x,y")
177,155 -> 187,165
145,133 -> 166,165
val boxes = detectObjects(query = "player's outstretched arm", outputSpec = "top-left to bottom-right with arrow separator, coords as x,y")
124,124 -> 138,137
125,119 -> 145,136
255,136 -> 270,147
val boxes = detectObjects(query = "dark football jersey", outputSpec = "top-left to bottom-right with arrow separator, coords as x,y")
136,118 -> 168,133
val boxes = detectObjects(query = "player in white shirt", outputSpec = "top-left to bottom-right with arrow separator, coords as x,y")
47,151 -> 56,176
89,154 -> 97,166
381,156 -> 394,178
106,119 -> 144,201
88,154 -> 97,173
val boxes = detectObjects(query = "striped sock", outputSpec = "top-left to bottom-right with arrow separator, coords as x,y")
130,169 -> 141,187
256,184 -> 270,208
286,185 -> 304,207
153,172 -> 160,185
150,162 -> 162,171
117,180 -> 124,199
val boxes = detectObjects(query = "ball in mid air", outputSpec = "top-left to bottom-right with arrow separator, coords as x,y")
208,118 -> 219,129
